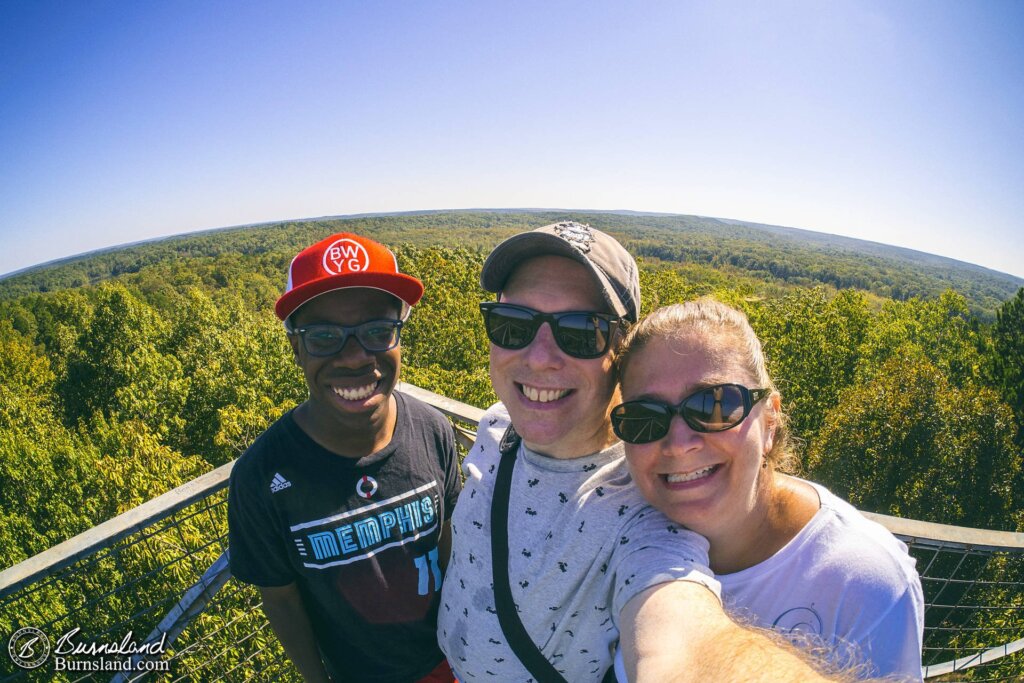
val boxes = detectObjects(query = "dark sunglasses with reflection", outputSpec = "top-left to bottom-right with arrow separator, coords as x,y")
479,302 -> 620,359
611,383 -> 770,444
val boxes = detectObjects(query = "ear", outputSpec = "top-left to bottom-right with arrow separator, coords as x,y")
763,392 -> 781,454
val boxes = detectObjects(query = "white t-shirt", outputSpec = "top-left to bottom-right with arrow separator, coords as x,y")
438,402 -> 721,682
615,479 -> 924,681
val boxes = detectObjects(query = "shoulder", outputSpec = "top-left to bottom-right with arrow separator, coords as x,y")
799,481 -> 920,596
813,482 -> 913,561
479,401 -> 511,436
453,402 -> 510,495
229,412 -> 296,489
395,390 -> 454,434
793,482 -> 924,673
390,392 -> 463,486
609,503 -> 719,618
464,402 -> 510,463
393,391 -> 459,461
618,500 -> 712,560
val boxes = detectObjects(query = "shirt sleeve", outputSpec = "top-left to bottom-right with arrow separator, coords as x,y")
852,583 -> 925,681
227,460 -> 296,587
609,511 -> 721,624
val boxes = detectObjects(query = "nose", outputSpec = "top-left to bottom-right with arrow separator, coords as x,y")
660,414 -> 703,455
522,321 -> 564,368
330,334 -> 376,367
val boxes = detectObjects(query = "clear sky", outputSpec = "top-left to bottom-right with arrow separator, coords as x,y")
2,0 -> 1022,279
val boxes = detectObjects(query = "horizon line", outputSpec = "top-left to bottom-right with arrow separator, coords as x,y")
3,207 -> 1022,284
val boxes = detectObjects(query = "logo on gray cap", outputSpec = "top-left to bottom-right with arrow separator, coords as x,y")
553,222 -> 595,254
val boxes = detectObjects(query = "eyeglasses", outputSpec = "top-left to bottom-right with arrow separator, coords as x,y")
611,383 -> 770,444
479,302 -> 620,359
287,320 -> 403,356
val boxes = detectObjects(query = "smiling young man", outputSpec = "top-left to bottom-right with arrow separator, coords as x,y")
438,222 -> 857,683
228,233 -> 462,683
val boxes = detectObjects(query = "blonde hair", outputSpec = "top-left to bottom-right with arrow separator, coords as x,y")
615,297 -> 797,473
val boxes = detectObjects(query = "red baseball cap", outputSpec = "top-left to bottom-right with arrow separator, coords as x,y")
275,233 -> 424,322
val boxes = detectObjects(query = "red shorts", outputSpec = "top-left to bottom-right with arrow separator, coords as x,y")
417,658 -> 456,683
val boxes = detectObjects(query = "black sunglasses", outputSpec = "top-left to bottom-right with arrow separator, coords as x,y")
611,383 -> 770,444
287,320 -> 403,356
479,302 -> 620,359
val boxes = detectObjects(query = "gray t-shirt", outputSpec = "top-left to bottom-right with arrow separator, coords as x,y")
438,403 -> 720,681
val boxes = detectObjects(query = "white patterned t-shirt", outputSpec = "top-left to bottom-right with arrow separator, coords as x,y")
438,402 -> 720,682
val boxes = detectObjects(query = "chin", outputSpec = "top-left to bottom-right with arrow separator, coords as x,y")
514,423 -> 567,449
666,501 -> 719,534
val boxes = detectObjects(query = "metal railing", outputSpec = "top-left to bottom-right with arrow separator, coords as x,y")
1,384 -> 1021,682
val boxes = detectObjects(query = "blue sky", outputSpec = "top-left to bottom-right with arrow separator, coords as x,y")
2,0 -> 1022,279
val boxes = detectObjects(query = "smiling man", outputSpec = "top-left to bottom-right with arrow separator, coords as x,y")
438,222 -> 855,683
228,233 -> 462,683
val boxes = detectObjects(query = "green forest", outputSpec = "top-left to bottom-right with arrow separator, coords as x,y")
1,210 -> 1022,679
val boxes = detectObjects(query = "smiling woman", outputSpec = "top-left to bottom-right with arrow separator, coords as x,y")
611,298 -> 926,681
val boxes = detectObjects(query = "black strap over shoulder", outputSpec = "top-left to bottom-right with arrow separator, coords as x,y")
490,425 -> 618,683
490,424 -> 566,683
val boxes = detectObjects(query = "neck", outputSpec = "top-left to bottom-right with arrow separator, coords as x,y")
524,424 -> 619,460
706,471 -> 814,575
295,395 -> 397,458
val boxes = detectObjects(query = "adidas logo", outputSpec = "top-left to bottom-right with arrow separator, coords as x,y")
270,473 -> 292,493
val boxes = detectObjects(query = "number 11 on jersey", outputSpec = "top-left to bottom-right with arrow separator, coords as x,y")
414,547 -> 442,595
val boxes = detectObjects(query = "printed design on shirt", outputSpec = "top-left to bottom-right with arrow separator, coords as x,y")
289,480 -> 440,569
269,473 -> 291,493
356,475 -> 378,499
771,606 -> 824,636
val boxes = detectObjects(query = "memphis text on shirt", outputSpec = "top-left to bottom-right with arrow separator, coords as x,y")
289,481 -> 440,569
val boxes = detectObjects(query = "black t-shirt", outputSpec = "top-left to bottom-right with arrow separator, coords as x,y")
228,391 -> 462,682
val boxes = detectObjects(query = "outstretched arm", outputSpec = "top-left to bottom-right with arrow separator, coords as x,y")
620,582 -> 857,683
260,583 -> 332,683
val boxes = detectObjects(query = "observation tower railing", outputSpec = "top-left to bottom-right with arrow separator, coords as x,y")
1,384 -> 1021,682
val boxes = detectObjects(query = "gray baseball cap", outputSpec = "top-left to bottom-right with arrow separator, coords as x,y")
480,221 -> 641,322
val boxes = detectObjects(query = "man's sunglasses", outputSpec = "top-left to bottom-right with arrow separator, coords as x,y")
287,320 -> 403,356
479,302 -> 620,359
611,383 -> 770,444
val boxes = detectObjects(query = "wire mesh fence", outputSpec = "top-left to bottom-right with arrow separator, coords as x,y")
1,385 -> 1021,682
0,482 -> 302,683
910,539 -> 1024,681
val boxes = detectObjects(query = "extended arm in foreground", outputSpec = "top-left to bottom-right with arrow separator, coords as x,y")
621,582 -> 864,683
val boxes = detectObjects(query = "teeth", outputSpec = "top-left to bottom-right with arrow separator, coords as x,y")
666,466 -> 716,483
333,382 -> 378,401
521,384 -> 570,403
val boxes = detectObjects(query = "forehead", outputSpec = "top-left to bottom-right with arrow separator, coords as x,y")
622,332 -> 753,398
291,288 -> 400,325
500,255 -> 606,312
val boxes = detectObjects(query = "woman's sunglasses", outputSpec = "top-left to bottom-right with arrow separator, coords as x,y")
611,383 -> 770,444
479,302 -> 620,359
